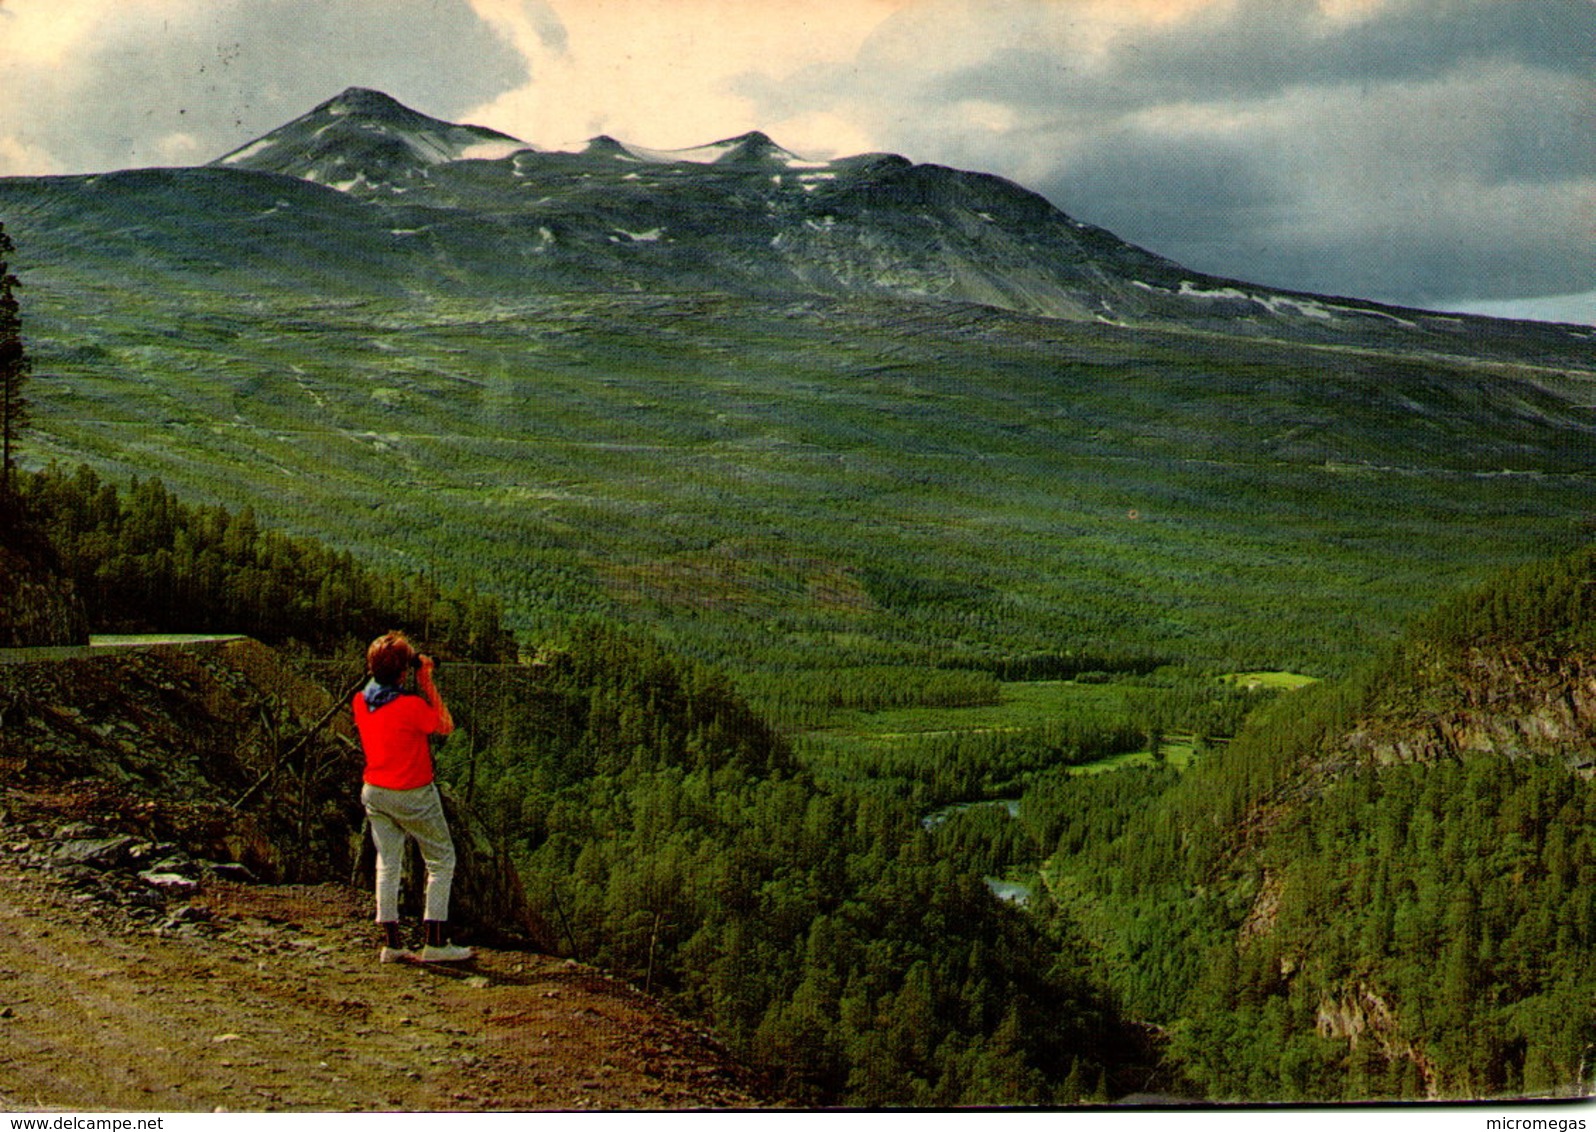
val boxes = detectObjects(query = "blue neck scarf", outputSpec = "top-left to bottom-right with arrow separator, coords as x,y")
363,678 -> 407,711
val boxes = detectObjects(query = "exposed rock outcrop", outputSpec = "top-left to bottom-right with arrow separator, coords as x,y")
1231,635 -> 1596,1099
1315,983 -> 1438,1096
1345,647 -> 1596,772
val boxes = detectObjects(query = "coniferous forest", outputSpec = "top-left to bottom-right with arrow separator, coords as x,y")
12,461 -> 1593,1104
17,463 -> 514,661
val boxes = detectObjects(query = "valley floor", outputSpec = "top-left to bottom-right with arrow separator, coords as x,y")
0,795 -> 769,1113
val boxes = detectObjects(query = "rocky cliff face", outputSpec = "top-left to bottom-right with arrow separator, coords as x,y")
1314,983 -> 1438,1092
1345,645 -> 1596,772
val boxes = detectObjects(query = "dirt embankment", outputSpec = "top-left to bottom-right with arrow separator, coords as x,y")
0,829 -> 765,1111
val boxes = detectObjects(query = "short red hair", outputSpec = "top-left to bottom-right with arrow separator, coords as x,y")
366,630 -> 415,685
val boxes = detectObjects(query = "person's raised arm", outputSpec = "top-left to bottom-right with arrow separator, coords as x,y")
417,655 -> 455,736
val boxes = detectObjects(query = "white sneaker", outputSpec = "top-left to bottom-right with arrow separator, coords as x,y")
420,943 -> 474,963
379,946 -> 415,964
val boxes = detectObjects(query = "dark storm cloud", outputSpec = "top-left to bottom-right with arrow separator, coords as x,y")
1108,0 -> 1595,101
937,0 -> 1596,126
1027,132 -> 1292,270
21,0 -> 528,174
1011,50 -> 1595,302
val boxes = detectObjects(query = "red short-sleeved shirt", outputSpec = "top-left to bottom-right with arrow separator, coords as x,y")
354,692 -> 442,790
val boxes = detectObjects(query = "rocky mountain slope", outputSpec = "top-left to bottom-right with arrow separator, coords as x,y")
1342,648 -> 1596,772
214,87 -> 532,190
1,87 -> 1586,359
0,637 -> 772,1110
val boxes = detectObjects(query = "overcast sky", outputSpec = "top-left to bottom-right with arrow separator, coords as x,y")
1,0 -> 1591,322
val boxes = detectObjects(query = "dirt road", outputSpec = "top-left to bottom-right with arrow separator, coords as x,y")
0,853 -> 768,1112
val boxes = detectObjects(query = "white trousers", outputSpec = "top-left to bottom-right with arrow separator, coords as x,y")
361,781 -> 457,923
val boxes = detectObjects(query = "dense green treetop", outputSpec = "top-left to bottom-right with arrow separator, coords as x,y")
0,221 -> 32,500
18,462 -> 515,660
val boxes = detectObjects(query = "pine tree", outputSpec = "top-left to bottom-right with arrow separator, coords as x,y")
0,222 -> 32,501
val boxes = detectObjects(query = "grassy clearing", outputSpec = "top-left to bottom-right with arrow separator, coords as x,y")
1222,671 -> 1320,690
793,675 -> 1232,793
1068,736 -> 1201,774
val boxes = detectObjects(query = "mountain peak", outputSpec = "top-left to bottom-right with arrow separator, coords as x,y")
572,130 -> 819,169
707,131 -> 809,166
721,130 -> 775,147
582,135 -> 634,159
317,87 -> 415,120
212,87 -> 531,191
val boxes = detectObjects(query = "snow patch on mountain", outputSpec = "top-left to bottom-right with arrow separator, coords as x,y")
180,89 -> 1593,346
617,140 -> 736,165
586,132 -> 830,170
220,137 -> 275,166
459,139 -> 527,162
215,90 -> 850,196
1131,279 -> 1391,324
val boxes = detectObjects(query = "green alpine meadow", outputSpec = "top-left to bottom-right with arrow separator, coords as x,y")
2,88 -> 1592,1105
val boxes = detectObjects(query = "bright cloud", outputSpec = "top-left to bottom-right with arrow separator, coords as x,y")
1449,289 -> 1596,328
461,0 -> 909,151
0,133 -> 61,178
2,0 -> 133,67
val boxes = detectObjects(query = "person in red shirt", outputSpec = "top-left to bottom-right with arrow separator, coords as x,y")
354,630 -> 472,964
